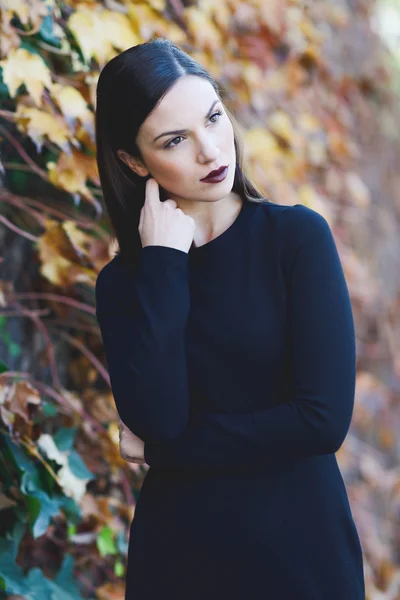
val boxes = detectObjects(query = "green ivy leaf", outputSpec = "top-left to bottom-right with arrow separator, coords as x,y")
23,555 -> 84,599
24,489 -> 63,539
114,559 -> 124,577
41,400 -> 59,418
54,427 -> 77,451
0,522 -> 32,597
0,517 -> 83,598
54,492 -> 81,522
68,449 -> 95,481
4,437 -> 42,494
40,14 -> 62,47
97,526 -> 117,557
4,438 -> 64,537
48,553 -> 84,599
0,66 -> 11,99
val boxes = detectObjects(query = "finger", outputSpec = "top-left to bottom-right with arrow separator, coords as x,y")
144,177 -> 160,207
139,206 -> 144,230
163,199 -> 176,209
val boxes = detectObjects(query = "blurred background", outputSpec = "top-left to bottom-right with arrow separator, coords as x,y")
0,0 -> 399,598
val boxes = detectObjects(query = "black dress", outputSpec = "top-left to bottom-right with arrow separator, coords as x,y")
95,199 -> 366,599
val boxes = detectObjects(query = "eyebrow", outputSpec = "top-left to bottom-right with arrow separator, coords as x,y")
152,99 -> 221,143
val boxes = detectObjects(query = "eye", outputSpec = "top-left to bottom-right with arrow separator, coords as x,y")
165,135 -> 184,149
164,110 -> 224,149
209,109 -> 223,123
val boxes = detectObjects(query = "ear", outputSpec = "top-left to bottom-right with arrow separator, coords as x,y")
117,149 -> 149,178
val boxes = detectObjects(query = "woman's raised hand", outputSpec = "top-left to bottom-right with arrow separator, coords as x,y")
138,178 -> 195,253
118,419 -> 145,464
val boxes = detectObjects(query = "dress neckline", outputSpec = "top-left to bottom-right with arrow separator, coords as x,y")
113,199 -> 262,267
188,198 -> 255,259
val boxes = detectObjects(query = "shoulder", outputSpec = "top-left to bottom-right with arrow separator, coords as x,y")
256,202 -> 334,263
258,201 -> 332,245
255,202 -> 337,276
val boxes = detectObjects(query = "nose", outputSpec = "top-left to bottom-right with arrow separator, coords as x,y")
197,133 -> 220,164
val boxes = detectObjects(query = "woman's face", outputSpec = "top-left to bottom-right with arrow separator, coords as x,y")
130,75 -> 236,206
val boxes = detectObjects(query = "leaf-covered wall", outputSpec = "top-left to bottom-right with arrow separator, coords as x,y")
1,0 -> 400,597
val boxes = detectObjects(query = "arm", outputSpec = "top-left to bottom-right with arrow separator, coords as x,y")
144,207 -> 357,469
95,246 -> 191,443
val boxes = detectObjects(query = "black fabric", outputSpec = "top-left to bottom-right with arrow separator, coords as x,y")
96,199 -> 366,599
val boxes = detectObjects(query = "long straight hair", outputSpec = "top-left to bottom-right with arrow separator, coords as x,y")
95,37 -> 269,267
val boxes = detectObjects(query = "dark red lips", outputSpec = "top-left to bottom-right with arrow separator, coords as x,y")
201,165 -> 228,182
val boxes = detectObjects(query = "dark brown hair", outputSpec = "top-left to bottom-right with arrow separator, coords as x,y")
95,37 -> 269,266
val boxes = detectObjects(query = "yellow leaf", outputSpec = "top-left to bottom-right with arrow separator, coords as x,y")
191,0 -> 231,31
327,130 -> 355,160
344,172 -> 371,208
47,148 -> 99,198
39,253 -> 77,287
306,137 -> 328,167
0,22 -> 20,57
299,18 -> 325,45
130,0 -> 166,11
297,185 -> 333,223
67,7 -> 101,64
250,0 -> 285,35
184,7 -> 223,50
0,48 -> 52,105
127,3 -> 185,44
297,113 -> 321,133
15,104 -> 71,153
37,218 -> 96,286
241,62 -> 262,87
68,5 -> 139,65
244,127 -> 279,160
301,43 -> 323,67
51,83 -> 94,134
42,219 -> 93,264
267,110 -> 296,147
296,115 -> 328,167
1,0 -> 30,24
101,9 -> 139,52
0,0 -> 48,27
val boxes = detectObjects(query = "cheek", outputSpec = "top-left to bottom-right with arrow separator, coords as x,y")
158,160 -> 185,187
147,157 -> 189,194
146,155 -> 181,181
223,120 -> 235,148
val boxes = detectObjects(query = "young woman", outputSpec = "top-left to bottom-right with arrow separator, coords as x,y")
95,38 -> 366,600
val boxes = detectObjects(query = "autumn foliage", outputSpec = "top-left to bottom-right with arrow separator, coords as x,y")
1,0 -> 400,598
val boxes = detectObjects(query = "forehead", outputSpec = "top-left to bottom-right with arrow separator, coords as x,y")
140,76 -> 220,141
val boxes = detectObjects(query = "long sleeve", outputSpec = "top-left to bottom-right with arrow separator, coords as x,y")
144,208 -> 356,469
95,246 -> 191,443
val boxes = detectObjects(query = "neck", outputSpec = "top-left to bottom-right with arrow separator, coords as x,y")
186,193 -> 243,249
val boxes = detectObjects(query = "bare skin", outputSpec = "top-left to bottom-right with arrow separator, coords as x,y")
117,73 -> 242,249
118,418 -> 145,464
116,74 -> 242,463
